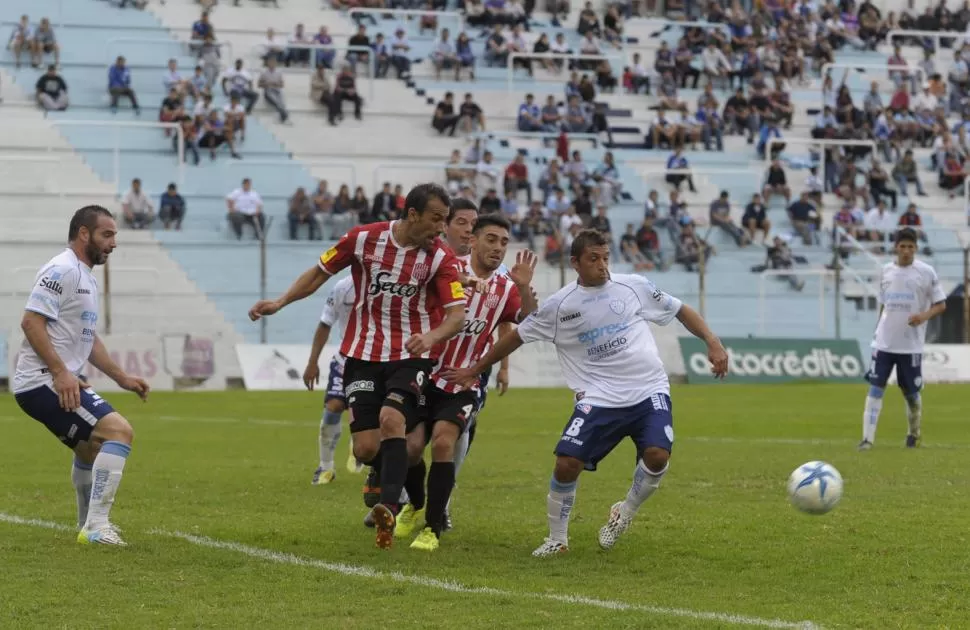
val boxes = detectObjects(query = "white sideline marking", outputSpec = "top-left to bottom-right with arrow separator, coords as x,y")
0,512 -> 820,630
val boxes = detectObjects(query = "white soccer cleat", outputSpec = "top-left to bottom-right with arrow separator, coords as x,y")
77,523 -> 127,546
598,501 -> 633,550
532,538 -> 568,557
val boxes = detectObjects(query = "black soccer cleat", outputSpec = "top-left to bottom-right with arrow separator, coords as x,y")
905,434 -> 921,448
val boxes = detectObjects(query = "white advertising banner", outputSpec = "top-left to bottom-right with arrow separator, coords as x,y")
7,333 -> 228,392
889,344 -> 970,384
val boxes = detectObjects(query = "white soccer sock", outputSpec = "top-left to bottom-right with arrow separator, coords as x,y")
620,460 -> 668,518
84,441 -> 130,530
453,425 -> 471,478
905,394 -> 922,437
863,387 -> 884,443
318,409 -> 342,470
71,457 -> 93,530
547,478 -> 577,544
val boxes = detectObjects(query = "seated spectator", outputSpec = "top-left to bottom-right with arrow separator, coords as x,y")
626,52 -> 650,94
540,95 -> 562,132
480,188 -> 502,214
863,200 -> 895,248
108,56 -> 140,114
390,28 -> 412,79
559,204 -> 583,238
311,180 -> 334,233
564,150 -> 590,195
174,112 -> 200,165
762,160 -> 791,205
432,28 -> 459,80
226,178 -> 265,240
159,88 -> 183,132
163,59 -> 190,100
649,107 -> 680,150
723,88 -> 755,142
939,151 -> 966,196
35,65 -> 68,111
190,12 -> 213,53
756,117 -> 784,159
504,154 -> 532,203
517,93 -> 542,132
188,65 -> 208,101
221,59 -> 259,114
223,93 -> 247,142
312,26 -> 336,69
619,223 -> 653,271
310,64 -> 338,124
501,191 -> 522,233
898,203 -> 931,254
286,24 -> 311,67
563,94 -> 591,133
30,18 -> 59,68
370,33 -> 390,78
742,193 -> 771,243
445,149 -> 473,192
643,189 -> 659,219
198,34 -> 223,91
676,224 -> 714,272
868,160 -> 897,209
595,60 -> 617,93
122,178 -> 154,229
330,184 -> 356,238
455,93 -> 485,135
701,43 -> 730,86
484,25 -> 510,68
476,150 -> 501,192
892,149 -> 927,197
665,147 -> 696,193
833,202 -> 863,242
589,204 -> 612,240
287,188 -> 319,240
199,110 -> 239,160
261,27 -> 287,64
258,57 -> 289,124
351,187 -> 370,223
546,186 -> 570,217
347,24 -> 371,71
709,191 -> 748,247
787,192 -> 821,246
765,237 -> 804,291
592,152 -> 621,204
159,183 -> 186,231
369,183 -> 396,223
432,92 -> 460,136
8,15 -> 32,69
804,166 -> 824,205
455,32 -> 476,81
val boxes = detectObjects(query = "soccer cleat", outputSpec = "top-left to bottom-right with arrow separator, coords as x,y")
858,440 -> 873,451
346,450 -> 363,474
362,468 -> 380,507
410,527 -> 439,552
598,502 -> 633,550
312,467 -> 336,485
371,504 -> 396,550
77,523 -> 127,546
532,538 -> 568,557
443,507 -> 453,532
906,434 -> 921,448
394,503 -> 424,538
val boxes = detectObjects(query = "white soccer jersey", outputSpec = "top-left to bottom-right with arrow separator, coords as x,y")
873,260 -> 947,354
516,273 -> 683,408
13,249 -> 100,394
320,275 -> 356,365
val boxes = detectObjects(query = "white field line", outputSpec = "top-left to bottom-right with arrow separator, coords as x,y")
0,512 -> 821,630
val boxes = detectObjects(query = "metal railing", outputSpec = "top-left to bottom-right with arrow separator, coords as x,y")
765,137 -> 876,165
226,159 -> 359,192
473,130 -> 601,150
507,52 -> 625,93
268,43 -> 376,100
888,29 -> 965,57
348,8 -> 465,35
105,37 -> 233,66
820,63 -> 926,111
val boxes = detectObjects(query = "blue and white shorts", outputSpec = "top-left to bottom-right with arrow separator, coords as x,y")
324,358 -> 346,404
15,384 -> 116,449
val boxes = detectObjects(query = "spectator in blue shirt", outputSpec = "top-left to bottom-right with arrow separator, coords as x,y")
190,12 -> 212,52
757,119 -> 783,159
517,94 -> 542,132
159,183 -> 186,230
665,147 -> 696,192
108,56 -> 140,114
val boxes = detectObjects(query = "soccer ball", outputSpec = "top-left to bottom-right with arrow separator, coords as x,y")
787,461 -> 843,515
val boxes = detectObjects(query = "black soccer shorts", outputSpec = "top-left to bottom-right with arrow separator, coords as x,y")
416,385 -> 478,441
343,357 -> 433,433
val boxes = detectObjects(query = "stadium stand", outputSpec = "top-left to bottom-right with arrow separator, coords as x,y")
2,0 -> 969,374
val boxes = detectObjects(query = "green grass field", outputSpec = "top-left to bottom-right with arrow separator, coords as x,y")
1,384 -> 968,629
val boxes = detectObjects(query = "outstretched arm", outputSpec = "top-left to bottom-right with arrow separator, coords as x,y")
249,265 -> 331,321
676,304 -> 728,379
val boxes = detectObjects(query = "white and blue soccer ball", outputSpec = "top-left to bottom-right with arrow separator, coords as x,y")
787,461 -> 843,515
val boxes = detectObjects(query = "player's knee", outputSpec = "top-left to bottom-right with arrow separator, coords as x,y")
868,385 -> 885,399
378,405 -> 406,437
642,447 -> 669,473
325,398 -> 346,415
430,427 -> 459,462
92,412 -> 134,447
405,431 -> 425,465
353,430 -> 380,462
553,456 -> 583,483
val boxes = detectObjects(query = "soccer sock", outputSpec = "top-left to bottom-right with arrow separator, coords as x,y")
84,441 -> 131,530
620,460 -> 668,518
425,461 -> 455,536
404,459 -> 427,510
547,477 -> 577,545
453,428 -> 471,478
71,457 -> 93,530
905,393 -> 922,437
378,437 -> 407,512
863,386 -> 885,443
318,409 -> 342,470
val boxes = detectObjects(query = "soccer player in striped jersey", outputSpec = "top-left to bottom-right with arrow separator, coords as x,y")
403,214 -> 539,551
302,275 -> 363,485
249,184 -> 470,549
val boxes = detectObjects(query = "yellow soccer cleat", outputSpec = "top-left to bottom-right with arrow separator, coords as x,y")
312,467 -> 336,485
410,527 -> 439,552
393,503 -> 424,538
346,448 -> 363,474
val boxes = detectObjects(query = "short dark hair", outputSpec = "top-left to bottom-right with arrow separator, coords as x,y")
447,197 -> 478,224
896,227 -> 918,245
68,205 -> 113,241
570,229 -> 610,259
404,183 -> 451,215
472,213 -> 511,234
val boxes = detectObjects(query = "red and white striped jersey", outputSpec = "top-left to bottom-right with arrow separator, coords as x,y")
433,267 -> 523,392
318,221 -> 465,362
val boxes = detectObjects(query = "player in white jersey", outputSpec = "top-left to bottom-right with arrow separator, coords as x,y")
302,275 -> 363,484
445,229 -> 728,556
860,228 -> 946,450
13,206 -> 150,546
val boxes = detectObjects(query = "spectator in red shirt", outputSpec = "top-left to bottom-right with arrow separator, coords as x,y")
888,83 -> 910,113
503,154 -> 532,204
897,203 -> 931,254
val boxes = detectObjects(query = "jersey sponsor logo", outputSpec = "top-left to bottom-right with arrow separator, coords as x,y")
368,270 -> 419,298
38,273 -> 64,295
81,310 -> 98,323
484,292 -> 500,309
652,288 -> 664,302
320,246 -> 338,264
586,336 -> 628,359
576,402 -> 592,414
460,318 -> 488,336
577,321 -> 630,345
346,379 -> 375,395
76,288 -> 91,295
450,281 -> 465,300
609,299 -> 626,315
559,311 -> 581,323
411,262 -> 429,282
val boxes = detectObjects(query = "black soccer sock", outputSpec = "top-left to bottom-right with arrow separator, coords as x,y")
379,437 -> 407,511
404,459 -> 427,510
425,461 -> 456,536
364,448 -> 383,484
